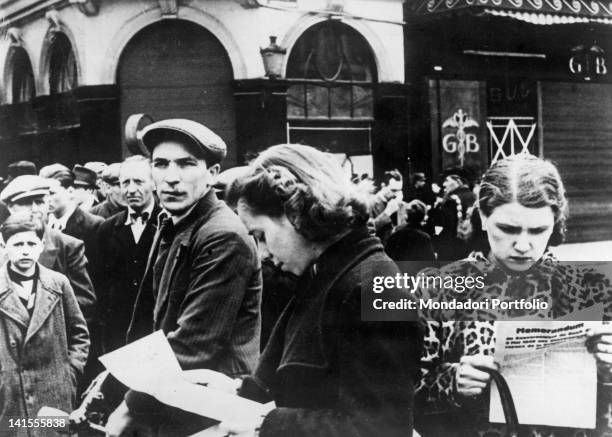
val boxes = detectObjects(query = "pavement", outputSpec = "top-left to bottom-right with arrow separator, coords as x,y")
549,240 -> 612,261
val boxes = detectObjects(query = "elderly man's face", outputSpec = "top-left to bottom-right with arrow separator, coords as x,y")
120,160 -> 155,211
151,141 -> 219,216
8,195 -> 50,224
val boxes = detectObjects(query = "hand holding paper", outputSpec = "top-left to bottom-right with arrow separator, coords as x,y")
183,369 -> 241,394
586,323 -> 612,379
100,331 -> 273,427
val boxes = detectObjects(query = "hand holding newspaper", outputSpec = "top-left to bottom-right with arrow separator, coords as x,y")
99,331 -> 274,433
490,304 -> 603,429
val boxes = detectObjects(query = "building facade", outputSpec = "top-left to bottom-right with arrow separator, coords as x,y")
2,0 -> 610,243
0,0 -> 407,179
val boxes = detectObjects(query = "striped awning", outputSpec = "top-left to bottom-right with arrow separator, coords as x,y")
483,7 -> 612,24
409,0 -> 612,22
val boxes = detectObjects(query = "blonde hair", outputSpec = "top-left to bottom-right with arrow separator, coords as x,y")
478,155 -> 568,246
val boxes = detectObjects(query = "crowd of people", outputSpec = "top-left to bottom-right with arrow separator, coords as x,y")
0,118 -> 610,437
356,166 -> 480,265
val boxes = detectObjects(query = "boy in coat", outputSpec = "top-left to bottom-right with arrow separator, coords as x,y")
0,215 -> 89,436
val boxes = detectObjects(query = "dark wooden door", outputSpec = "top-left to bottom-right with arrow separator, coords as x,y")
541,82 -> 612,243
117,20 -> 237,166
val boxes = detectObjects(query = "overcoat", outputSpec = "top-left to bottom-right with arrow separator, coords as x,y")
0,263 -> 89,437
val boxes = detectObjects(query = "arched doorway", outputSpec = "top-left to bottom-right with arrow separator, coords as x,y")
117,20 -> 237,165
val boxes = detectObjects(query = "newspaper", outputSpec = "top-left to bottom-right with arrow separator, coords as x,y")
99,331 -> 273,427
490,305 -> 603,429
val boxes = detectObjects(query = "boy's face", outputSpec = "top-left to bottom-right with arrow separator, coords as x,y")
4,231 -> 43,272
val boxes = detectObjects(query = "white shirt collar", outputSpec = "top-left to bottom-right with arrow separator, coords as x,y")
124,202 -> 156,225
50,203 -> 77,229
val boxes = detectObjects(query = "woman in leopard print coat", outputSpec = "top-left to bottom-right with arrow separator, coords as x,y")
414,155 -> 612,437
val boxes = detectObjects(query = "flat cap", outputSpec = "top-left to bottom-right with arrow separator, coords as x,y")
73,165 -> 98,188
40,163 -> 73,181
0,175 -> 50,204
7,161 -> 37,181
101,163 -> 121,184
141,119 -> 227,165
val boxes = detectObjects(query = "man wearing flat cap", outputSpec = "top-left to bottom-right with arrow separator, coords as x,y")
0,161 -> 38,225
106,119 -> 261,436
0,175 -> 97,327
90,163 -> 126,219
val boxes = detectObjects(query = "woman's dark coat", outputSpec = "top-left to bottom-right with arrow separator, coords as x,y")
240,227 -> 424,437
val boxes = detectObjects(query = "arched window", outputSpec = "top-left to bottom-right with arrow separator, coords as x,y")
9,47 -> 35,103
286,22 -> 376,120
48,33 -> 77,94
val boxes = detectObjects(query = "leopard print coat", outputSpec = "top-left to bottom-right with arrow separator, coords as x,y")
414,251 -> 612,437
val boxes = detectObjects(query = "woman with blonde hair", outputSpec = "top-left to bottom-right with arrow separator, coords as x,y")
414,154 -> 612,437
194,144 -> 423,437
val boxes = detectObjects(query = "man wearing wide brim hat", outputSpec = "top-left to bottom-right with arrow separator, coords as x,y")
106,119 -> 261,436
0,175 -> 96,325
72,164 -> 100,211
84,161 -> 108,203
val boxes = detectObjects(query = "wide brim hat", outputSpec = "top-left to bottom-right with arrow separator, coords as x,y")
73,164 -> 98,188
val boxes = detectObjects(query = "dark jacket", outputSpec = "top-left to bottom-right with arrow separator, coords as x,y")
89,199 -> 124,220
0,263 -> 89,437
124,191 -> 262,432
430,186 -> 476,261
240,227 -> 424,437
96,205 -> 160,352
386,225 -> 436,264
63,206 -> 104,266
